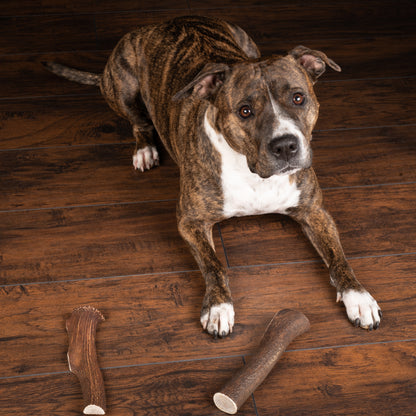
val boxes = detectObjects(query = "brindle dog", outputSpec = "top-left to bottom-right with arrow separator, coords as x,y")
45,16 -> 381,337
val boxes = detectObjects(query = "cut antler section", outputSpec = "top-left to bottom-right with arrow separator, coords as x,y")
214,309 -> 310,414
66,306 -> 106,415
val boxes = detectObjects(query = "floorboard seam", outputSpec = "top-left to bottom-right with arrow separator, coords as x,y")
1,251 -> 416,289
2,338 -> 415,382
227,251 -> 416,271
1,180 -> 416,214
0,354 -> 246,381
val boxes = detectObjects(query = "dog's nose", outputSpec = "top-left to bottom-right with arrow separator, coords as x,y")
268,134 -> 299,161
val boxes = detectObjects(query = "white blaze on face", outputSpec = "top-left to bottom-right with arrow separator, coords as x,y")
204,113 -> 300,219
267,88 -> 311,166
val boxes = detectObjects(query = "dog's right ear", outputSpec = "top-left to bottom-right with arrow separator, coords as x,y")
173,63 -> 230,102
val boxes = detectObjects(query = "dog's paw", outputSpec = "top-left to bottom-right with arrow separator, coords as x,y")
338,289 -> 382,330
133,146 -> 159,172
200,303 -> 235,338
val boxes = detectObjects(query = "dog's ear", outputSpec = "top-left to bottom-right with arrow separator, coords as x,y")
289,45 -> 341,82
173,63 -> 230,101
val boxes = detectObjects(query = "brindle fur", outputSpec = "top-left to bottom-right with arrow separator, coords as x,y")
44,16 -> 380,336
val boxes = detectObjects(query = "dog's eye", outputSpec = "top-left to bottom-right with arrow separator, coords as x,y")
238,105 -> 253,119
292,93 -> 305,106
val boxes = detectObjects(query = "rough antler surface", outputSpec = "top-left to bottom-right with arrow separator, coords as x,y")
66,306 -> 106,415
214,309 -> 310,414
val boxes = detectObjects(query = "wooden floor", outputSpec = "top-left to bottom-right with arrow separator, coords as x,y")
1,1 -> 415,415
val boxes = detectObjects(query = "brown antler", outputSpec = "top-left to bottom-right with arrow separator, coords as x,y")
214,309 -> 310,414
66,306 -> 106,415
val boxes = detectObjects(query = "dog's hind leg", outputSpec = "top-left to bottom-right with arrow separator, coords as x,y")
101,38 -> 159,172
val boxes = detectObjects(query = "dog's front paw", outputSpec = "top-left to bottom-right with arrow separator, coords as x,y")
338,289 -> 382,330
200,303 -> 235,338
133,146 -> 159,172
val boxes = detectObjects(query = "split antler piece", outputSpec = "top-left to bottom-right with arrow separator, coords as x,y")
213,309 -> 310,414
66,305 -> 106,415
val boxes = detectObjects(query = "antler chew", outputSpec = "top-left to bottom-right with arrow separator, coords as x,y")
213,309 -> 310,414
66,306 -> 106,415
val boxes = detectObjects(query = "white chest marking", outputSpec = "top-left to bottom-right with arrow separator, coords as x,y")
204,114 -> 300,219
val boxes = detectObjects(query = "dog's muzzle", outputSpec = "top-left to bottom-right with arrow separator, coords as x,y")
268,134 -> 299,163
248,134 -> 310,178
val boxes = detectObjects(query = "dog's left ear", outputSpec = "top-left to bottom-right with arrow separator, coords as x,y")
289,45 -> 341,82
173,62 -> 230,102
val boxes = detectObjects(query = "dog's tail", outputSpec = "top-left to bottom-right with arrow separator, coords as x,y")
42,62 -> 101,86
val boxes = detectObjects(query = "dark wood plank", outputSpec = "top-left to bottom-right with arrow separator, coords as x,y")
189,0 -> 287,7
314,77 -> 416,130
203,0 -> 416,42
0,358 -> 257,416
1,77 -> 415,151
2,35 -> 415,100
2,125 -> 415,211
0,14 -> 97,55
313,126 -> 416,188
220,183 -> 416,267
259,35 -> 416,81
94,0 -> 189,13
1,184 -> 415,285
0,52 -> 108,99
0,97 -> 131,149
0,0 -> 188,16
253,342 -> 416,416
0,254 -> 414,377
1,343 -> 414,416
96,2 -> 416,50
0,201 -> 208,285
0,144 -> 178,210
0,0 -> 95,16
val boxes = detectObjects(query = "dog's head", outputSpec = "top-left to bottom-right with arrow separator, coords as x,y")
174,46 -> 341,178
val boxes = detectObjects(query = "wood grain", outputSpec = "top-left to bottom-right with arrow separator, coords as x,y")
253,342 -> 416,416
0,0 -> 188,16
0,14 -> 97,55
0,52 -> 108,99
312,126 -> 416,188
1,184 -> 415,284
1,343 -> 413,416
0,254 -> 414,377
2,35 -> 415,100
0,201 -> 207,285
94,0 -> 189,13
314,77 -> 416,130
1,125 -> 415,211
0,0 -> 95,16
258,35 -> 416,81
96,1 -> 416,50
1,78 -> 415,150
1,184 -> 415,285
0,144 -> 179,210
0,357 -> 257,416
0,97 -> 131,149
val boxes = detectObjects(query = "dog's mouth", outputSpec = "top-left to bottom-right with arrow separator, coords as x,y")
248,162 -> 304,178
278,165 -> 302,175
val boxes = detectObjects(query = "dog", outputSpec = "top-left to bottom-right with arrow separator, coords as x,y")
44,15 -> 382,337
